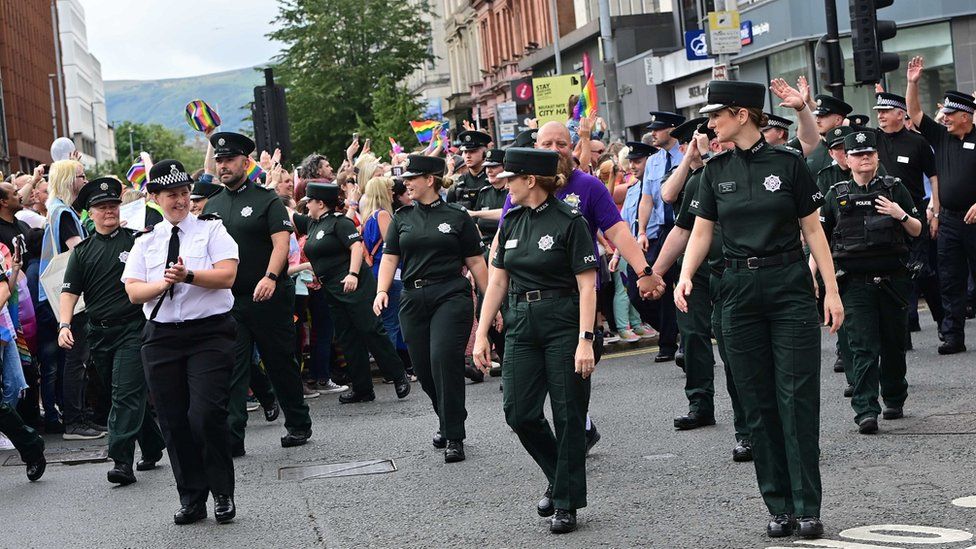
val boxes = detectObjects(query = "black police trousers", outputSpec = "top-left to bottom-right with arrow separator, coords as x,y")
937,209 -> 976,345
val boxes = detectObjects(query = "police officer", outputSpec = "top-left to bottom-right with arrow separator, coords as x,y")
473,147 -> 598,534
59,177 -> 166,486
907,56 -> 976,354
447,130 -> 492,210
292,182 -> 410,403
847,114 -> 871,128
678,80 -> 844,539
513,129 -> 538,148
373,155 -> 488,463
800,94 -> 854,175
873,90 -> 943,338
761,113 -> 794,147
816,126 -> 855,195
204,132 -> 312,455
122,160 -> 239,524
819,131 -> 920,434
189,180 -> 223,216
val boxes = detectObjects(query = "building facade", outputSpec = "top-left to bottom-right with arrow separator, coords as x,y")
444,0 -> 482,128
405,0 -> 453,127
0,0 -> 67,174
57,0 -> 116,168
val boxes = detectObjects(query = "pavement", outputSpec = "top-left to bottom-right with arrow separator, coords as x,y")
2,313 -> 976,548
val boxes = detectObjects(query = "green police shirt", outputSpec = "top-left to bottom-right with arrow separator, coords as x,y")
820,175 -> 920,274
473,183 -> 509,246
448,169 -> 489,210
293,212 -> 362,283
62,227 -> 143,321
384,198 -> 484,284
691,138 -> 824,259
203,178 -> 293,295
492,196 -> 598,292
789,136 -> 833,175
673,167 -> 724,277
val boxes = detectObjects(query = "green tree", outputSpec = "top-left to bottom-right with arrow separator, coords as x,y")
270,0 -> 434,161
357,76 -> 424,159
95,121 -> 205,180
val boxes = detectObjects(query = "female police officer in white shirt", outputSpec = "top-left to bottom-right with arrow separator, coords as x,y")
121,160 -> 240,526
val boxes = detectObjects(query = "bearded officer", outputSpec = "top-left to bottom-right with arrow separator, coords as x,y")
818,130 -> 920,434
59,177 -> 166,486
204,132 -> 312,455
447,130 -> 492,210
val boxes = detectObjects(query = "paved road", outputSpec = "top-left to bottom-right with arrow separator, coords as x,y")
2,314 -> 975,548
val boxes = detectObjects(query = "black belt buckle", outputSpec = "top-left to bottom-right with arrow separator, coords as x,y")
413,280 -> 425,289
525,290 -> 542,302
746,257 -> 761,270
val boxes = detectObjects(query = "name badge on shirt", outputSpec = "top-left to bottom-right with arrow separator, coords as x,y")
964,142 -> 975,150
505,239 -> 518,249
897,155 -> 910,164
718,181 -> 737,193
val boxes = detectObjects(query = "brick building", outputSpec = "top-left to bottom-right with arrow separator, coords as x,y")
0,0 -> 66,174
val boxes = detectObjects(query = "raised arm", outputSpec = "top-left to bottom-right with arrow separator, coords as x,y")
906,56 -> 925,127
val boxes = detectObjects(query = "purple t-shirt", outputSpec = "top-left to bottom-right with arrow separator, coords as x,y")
500,169 -> 623,255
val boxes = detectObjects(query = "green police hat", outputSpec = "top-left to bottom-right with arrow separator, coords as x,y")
400,155 -> 446,179
699,81 -> 766,114
496,148 -> 559,180
210,132 -> 256,159
457,130 -> 491,151
483,148 -> 506,167
513,129 -> 538,148
813,94 -> 854,117
844,130 -> 877,154
670,117 -> 707,144
72,177 -> 123,211
190,181 -> 222,200
827,126 -> 855,148
305,182 -> 341,202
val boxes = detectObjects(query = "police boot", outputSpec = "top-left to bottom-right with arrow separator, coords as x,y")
798,517 -> 824,539
766,514 -> 796,537
444,440 -> 465,463
732,440 -> 753,462
537,485 -> 555,517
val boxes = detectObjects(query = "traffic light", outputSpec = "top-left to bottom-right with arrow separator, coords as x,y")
252,68 -> 292,164
850,0 -> 899,85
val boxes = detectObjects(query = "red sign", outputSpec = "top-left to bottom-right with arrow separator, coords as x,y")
511,79 -> 534,105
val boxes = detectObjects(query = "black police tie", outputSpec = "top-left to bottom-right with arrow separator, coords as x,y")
149,226 -> 180,321
665,151 -> 673,174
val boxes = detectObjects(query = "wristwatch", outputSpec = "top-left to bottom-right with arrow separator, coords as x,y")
265,272 -> 279,281
637,265 -> 655,279
900,213 -> 910,223
184,270 -> 195,285
579,331 -> 595,341
58,322 -> 71,331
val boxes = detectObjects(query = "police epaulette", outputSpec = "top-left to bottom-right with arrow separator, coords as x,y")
394,204 -> 414,214
478,185 -> 492,193
445,202 -> 467,212
553,200 -> 583,218
502,206 -> 524,219
709,149 -> 733,161
198,213 -> 222,221
880,175 -> 900,189
772,144 -> 803,156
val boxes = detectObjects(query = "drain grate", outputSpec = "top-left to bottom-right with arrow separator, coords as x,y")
887,412 -> 976,435
278,459 -> 397,481
3,447 -> 108,466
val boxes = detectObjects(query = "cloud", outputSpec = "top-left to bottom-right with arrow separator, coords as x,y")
77,0 -> 284,81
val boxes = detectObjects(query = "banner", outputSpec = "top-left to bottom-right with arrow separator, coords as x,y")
532,75 -> 580,125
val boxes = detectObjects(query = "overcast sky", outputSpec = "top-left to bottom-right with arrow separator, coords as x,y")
79,0 -> 284,81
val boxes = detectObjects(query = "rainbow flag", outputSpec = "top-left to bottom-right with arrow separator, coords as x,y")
409,120 -> 441,143
126,162 -> 146,191
246,158 -> 265,182
184,99 -> 221,133
573,74 -> 598,120
389,137 -> 403,155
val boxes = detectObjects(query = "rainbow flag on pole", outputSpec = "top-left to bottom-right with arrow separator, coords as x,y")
246,158 -> 265,182
409,120 -> 441,144
573,74 -> 598,120
126,163 -> 146,191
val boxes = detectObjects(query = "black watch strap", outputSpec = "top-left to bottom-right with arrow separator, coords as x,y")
266,271 -> 279,281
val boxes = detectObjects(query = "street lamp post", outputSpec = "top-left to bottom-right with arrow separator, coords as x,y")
90,100 -> 102,165
128,128 -> 134,160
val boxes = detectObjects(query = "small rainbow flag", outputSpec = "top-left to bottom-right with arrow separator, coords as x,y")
573,74 -> 598,121
184,100 -> 221,133
389,137 -> 403,155
126,162 -> 146,192
409,120 -> 441,144
246,158 -> 265,182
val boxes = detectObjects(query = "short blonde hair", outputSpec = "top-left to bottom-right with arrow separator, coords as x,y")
361,176 -> 394,221
47,160 -> 82,219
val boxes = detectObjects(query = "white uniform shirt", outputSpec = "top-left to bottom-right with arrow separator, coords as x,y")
121,213 -> 239,322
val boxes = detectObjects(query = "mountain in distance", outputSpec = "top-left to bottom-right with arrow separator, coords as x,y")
105,65 -> 266,140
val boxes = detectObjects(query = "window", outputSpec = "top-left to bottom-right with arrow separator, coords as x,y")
767,45 -> 811,121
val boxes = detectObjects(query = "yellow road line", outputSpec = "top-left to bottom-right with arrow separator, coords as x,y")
602,345 -> 660,360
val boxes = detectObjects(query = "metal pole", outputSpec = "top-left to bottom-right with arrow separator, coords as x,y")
51,0 -> 68,136
824,0 -> 845,100
597,0 -> 624,142
48,75 -> 58,140
128,129 -> 134,160
716,0 -> 735,81
549,0 -> 562,74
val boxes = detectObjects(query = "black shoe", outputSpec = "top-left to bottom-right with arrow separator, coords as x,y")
908,319 -> 921,332
465,363 -> 485,383
674,351 -> 685,371
263,400 -> 280,422
174,502 -> 207,525
26,456 -> 46,482
394,378 -> 411,399
844,385 -> 854,398
137,454 -> 162,471
281,429 -> 311,448
938,341 -> 966,355
214,494 -> 236,524
882,407 -> 904,420
107,462 -> 137,486
967,305 -> 976,319
432,431 -> 446,449
550,509 -> 577,534
585,423 -> 601,455
537,485 -> 554,517
444,440 -> 465,463
338,389 -> 376,404
766,513 -> 797,537
231,441 -> 245,458
797,516 -> 824,539
674,411 -> 716,430
732,440 -> 753,462
832,355 -> 845,373
858,416 -> 879,434
654,352 -> 675,363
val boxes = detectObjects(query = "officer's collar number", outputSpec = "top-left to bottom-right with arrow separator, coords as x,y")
718,181 -> 737,193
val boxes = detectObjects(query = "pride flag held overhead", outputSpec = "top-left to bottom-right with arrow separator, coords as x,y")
184,99 -> 221,133
409,120 -> 447,144
573,74 -> 599,120
126,163 -> 147,192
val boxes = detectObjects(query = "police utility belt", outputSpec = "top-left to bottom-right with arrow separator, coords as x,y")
90,311 -> 144,328
724,249 -> 804,271
150,312 -> 229,329
406,275 -> 463,289
510,288 -> 577,303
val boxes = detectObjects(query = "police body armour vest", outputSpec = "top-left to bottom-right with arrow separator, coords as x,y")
831,176 -> 907,261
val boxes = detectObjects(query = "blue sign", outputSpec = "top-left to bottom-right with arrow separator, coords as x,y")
685,30 -> 708,61
741,20 -> 753,46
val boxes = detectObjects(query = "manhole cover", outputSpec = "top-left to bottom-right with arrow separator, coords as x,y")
3,447 -> 108,466
887,412 -> 976,435
278,459 -> 397,481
